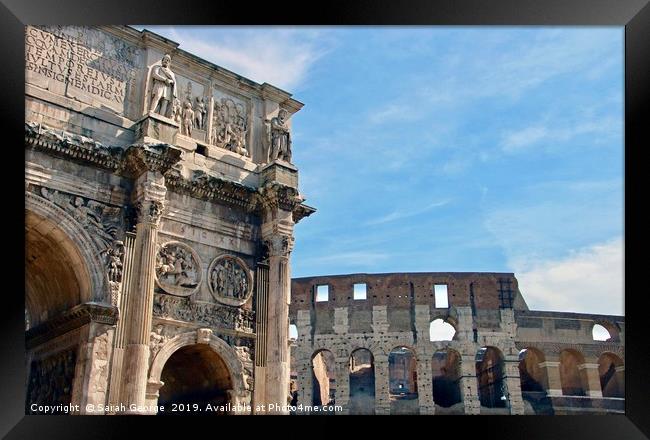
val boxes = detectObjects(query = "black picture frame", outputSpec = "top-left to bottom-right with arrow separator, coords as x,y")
2,0 -> 648,437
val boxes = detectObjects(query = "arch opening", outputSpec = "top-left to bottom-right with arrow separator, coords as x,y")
559,349 -> 588,397
311,349 -> 336,406
431,349 -> 462,408
598,353 -> 624,398
429,319 -> 456,341
25,210 -> 94,412
348,348 -> 375,414
25,210 -> 92,329
158,344 -> 233,413
388,346 -> 418,399
476,347 -> 507,408
518,348 -> 554,415
592,324 -> 611,342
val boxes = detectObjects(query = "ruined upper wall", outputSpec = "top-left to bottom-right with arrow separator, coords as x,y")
25,25 -> 304,188
290,272 -> 528,317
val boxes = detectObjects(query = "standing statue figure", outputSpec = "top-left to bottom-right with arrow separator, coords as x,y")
149,54 -> 177,118
194,97 -> 206,130
201,98 -> 208,130
171,98 -> 182,124
181,101 -> 195,136
268,109 -> 292,163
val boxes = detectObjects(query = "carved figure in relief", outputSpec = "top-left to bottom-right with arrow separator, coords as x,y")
209,256 -> 250,302
171,98 -> 182,124
181,101 -> 195,136
268,109 -> 292,163
155,244 -> 200,295
194,97 -> 206,130
211,97 -> 249,156
149,54 -> 177,118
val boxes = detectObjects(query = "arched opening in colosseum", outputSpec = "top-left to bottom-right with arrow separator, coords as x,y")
311,349 -> 336,406
431,349 -> 462,409
476,347 -> 507,408
598,352 -> 624,398
519,348 -> 553,414
25,210 -> 93,413
389,346 -> 418,398
518,348 -> 547,393
348,348 -> 375,414
429,319 -> 456,341
559,349 -> 588,397
158,344 -> 233,413
389,346 -> 419,414
592,324 -> 611,341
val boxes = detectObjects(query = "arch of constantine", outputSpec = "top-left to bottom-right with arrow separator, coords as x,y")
25,25 -> 313,415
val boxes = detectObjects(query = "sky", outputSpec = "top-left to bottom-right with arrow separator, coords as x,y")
138,26 -> 624,316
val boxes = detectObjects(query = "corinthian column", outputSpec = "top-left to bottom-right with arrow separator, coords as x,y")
117,144 -> 180,414
120,176 -> 166,414
262,231 -> 294,414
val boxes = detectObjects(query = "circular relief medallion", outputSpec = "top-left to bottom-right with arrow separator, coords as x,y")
155,241 -> 202,296
207,254 -> 252,306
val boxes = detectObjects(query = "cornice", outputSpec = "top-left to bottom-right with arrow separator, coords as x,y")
26,302 -> 119,350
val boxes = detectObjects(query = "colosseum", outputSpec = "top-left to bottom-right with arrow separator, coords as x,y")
24,25 -> 623,416
289,273 -> 624,415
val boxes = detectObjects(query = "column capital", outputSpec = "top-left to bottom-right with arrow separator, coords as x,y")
263,233 -> 295,257
132,176 -> 167,226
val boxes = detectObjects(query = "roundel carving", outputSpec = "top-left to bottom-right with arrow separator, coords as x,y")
207,254 -> 253,306
155,241 -> 202,296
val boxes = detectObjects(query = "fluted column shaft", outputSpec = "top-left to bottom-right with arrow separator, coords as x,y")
120,173 -> 166,414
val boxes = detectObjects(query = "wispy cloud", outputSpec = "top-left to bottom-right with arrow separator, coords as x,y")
501,116 -> 621,153
365,199 -> 450,226
367,103 -> 421,125
516,237 -> 623,315
156,27 -> 334,91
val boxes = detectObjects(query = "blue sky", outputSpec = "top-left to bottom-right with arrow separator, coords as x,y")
139,26 -> 624,315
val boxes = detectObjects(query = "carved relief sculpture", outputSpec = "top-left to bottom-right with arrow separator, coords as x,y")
26,349 -> 77,414
266,109 -> 292,163
148,54 -> 177,118
181,101 -> 194,136
171,98 -> 182,124
194,97 -> 206,130
207,255 -> 252,306
211,97 -> 249,157
155,241 -> 202,296
101,240 -> 125,306
152,293 -> 255,332
38,186 -> 124,267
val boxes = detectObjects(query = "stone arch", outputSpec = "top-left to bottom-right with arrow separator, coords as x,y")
518,347 -> 548,392
476,346 -> 507,408
429,318 -> 457,341
559,348 -> 588,396
310,348 -> 336,406
431,348 -> 462,408
348,348 -> 375,414
148,330 -> 247,409
598,352 -> 624,398
26,192 -> 109,327
388,345 -> 418,398
592,320 -> 620,342
518,347 -> 554,414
